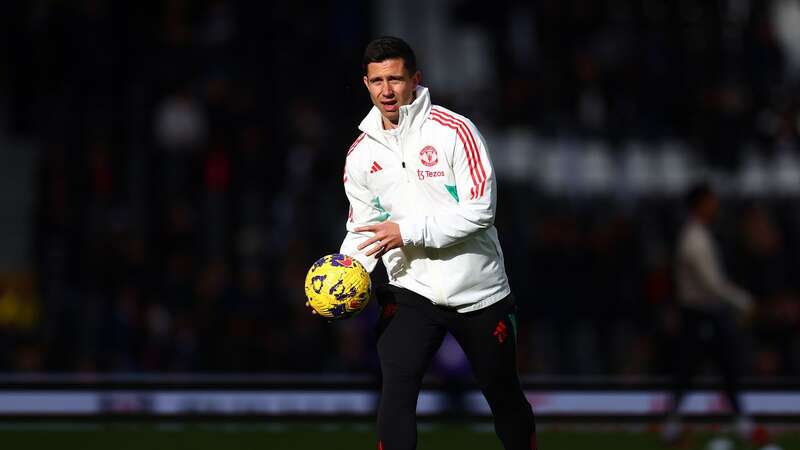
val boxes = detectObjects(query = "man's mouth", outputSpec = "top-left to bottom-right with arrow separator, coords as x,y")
382,100 -> 398,112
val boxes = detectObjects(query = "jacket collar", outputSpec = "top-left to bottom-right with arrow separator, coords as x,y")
358,86 -> 431,144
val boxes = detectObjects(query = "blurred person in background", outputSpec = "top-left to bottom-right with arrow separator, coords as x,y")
663,182 -> 755,444
336,37 -> 535,450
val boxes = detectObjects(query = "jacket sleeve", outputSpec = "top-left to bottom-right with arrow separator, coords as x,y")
396,119 -> 496,249
339,154 -> 385,273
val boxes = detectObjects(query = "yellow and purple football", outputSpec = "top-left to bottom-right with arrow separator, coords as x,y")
304,253 -> 371,320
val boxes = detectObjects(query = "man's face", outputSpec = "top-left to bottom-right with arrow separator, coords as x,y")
363,58 -> 420,128
699,193 -> 720,222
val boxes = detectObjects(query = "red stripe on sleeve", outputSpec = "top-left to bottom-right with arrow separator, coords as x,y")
347,132 -> 366,156
429,114 -> 480,197
430,109 -> 485,189
430,110 -> 486,199
431,108 -> 487,193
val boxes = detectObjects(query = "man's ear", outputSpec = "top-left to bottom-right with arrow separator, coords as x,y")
363,75 -> 369,90
411,70 -> 421,88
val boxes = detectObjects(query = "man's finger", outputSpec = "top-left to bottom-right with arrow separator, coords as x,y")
364,243 -> 380,256
354,225 -> 377,233
305,301 -> 318,315
358,235 -> 382,251
364,242 -> 386,257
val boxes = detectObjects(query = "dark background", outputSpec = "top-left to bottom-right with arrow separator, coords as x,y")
0,0 -> 798,380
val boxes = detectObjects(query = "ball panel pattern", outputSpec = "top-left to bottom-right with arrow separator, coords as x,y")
304,254 -> 371,320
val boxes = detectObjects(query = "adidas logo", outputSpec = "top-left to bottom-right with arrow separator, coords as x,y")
369,161 -> 383,173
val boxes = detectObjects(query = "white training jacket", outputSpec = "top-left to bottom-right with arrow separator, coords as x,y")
676,219 -> 753,313
340,86 -> 510,312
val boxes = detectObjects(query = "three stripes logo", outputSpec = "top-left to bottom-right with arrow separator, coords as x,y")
369,161 -> 383,174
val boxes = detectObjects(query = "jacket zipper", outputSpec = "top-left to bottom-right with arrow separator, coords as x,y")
401,129 -> 446,306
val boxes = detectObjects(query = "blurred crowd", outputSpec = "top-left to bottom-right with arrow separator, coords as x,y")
0,0 -> 798,378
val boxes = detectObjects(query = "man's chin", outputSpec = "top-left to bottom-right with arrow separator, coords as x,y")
381,111 -> 400,124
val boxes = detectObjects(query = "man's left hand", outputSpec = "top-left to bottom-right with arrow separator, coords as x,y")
355,221 -> 403,258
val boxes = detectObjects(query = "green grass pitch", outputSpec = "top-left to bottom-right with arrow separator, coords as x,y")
0,422 -> 798,450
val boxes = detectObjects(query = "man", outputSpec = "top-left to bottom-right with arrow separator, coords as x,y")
340,36 -> 535,450
664,182 -> 754,442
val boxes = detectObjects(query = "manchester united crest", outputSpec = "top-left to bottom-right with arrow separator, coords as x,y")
419,145 -> 438,167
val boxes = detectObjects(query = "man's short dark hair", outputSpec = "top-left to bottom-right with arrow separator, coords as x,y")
362,36 -> 417,76
686,181 -> 714,209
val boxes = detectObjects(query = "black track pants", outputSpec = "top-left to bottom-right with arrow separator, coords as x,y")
670,305 -> 744,416
375,285 -> 536,450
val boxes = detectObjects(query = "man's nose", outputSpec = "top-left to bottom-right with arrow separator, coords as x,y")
381,83 -> 394,97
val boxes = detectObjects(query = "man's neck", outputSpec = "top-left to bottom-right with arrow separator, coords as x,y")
382,116 -> 398,130
692,213 -> 711,226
